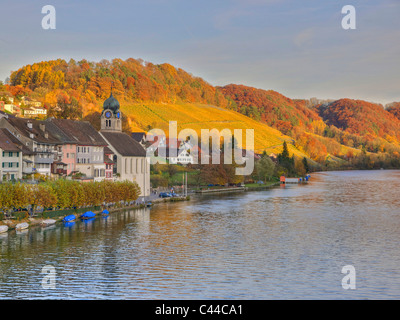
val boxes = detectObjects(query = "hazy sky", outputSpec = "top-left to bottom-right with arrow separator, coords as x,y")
0,0 -> 399,104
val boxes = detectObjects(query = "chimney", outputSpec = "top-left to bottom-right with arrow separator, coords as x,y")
27,121 -> 33,129
39,123 -> 45,132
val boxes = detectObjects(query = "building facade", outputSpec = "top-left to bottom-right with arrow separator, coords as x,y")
0,129 -> 23,180
99,92 -> 150,197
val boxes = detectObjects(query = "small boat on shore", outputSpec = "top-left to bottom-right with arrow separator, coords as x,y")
15,222 -> 29,231
41,219 -> 56,227
81,211 -> 96,219
101,209 -> 109,215
63,214 -> 76,222
0,225 -> 8,233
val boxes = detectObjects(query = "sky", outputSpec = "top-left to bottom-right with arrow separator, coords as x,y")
0,0 -> 399,104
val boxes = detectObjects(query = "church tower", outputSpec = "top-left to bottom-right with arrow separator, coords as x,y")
101,90 -> 122,132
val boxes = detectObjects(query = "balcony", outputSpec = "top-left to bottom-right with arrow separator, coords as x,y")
34,148 -> 55,153
52,168 -> 67,176
34,155 -> 54,164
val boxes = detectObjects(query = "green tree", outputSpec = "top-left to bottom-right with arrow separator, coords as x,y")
277,141 -> 295,176
302,157 -> 310,173
255,154 -> 276,182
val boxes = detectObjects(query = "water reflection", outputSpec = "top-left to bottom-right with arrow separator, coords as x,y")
1,171 -> 400,299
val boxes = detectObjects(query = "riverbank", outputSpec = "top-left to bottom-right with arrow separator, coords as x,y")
0,196 -> 190,233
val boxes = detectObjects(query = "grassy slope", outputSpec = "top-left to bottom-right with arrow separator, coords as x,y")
121,101 -> 310,158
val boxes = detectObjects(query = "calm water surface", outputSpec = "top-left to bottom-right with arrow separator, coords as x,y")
1,170 -> 400,299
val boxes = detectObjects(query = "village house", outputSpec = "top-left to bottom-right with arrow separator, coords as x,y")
4,104 -> 21,116
21,96 -> 42,108
46,118 -> 107,181
131,132 -> 147,148
0,117 -> 58,177
23,106 -> 47,118
0,128 -> 23,181
0,128 -> 36,177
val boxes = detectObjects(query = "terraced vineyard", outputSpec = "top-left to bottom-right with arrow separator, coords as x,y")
121,102 -> 308,157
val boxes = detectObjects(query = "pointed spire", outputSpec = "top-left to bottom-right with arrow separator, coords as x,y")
110,81 -> 114,96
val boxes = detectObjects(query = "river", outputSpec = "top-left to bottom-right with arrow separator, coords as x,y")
1,170 -> 400,299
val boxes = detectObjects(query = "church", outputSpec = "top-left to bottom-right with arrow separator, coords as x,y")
98,91 -> 150,198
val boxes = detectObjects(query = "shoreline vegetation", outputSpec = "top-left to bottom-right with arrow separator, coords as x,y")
0,192 -> 191,232
0,179 -> 142,230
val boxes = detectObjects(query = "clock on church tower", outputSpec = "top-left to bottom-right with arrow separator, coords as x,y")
101,92 -> 122,132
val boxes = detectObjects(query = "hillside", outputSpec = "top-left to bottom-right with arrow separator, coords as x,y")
3,58 -> 400,169
386,102 -> 400,121
218,84 -> 400,160
88,100 -> 308,158
219,84 -> 322,135
8,58 -> 228,108
316,99 -> 400,143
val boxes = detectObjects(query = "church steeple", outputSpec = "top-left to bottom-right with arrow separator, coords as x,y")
101,84 -> 122,132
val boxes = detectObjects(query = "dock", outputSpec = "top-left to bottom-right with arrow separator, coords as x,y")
195,186 -> 246,194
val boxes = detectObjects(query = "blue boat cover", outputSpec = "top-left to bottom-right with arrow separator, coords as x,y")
63,214 -> 76,222
81,211 -> 96,219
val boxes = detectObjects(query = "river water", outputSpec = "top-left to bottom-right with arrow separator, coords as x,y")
0,170 -> 400,299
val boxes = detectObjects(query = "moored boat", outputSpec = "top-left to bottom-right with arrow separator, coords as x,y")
80,211 -> 96,219
63,214 -> 76,222
15,222 -> 29,231
41,219 -> 56,227
0,225 -> 8,233
101,209 -> 109,215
